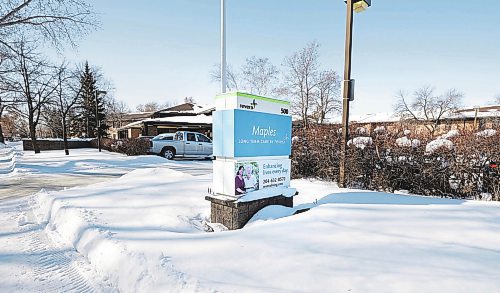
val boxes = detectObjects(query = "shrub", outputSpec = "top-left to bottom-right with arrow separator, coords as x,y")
292,124 -> 499,200
90,138 -> 150,156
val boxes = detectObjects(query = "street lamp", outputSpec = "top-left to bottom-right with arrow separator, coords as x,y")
220,0 -> 227,94
473,105 -> 480,129
339,0 -> 371,188
95,90 -> 107,152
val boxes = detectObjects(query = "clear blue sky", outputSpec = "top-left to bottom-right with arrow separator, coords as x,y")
59,0 -> 500,114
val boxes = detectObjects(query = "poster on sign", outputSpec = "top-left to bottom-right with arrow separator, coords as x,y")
234,161 -> 260,195
233,159 -> 291,196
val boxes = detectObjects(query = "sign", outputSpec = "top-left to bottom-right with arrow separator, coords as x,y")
212,91 -> 293,198
213,110 -> 292,158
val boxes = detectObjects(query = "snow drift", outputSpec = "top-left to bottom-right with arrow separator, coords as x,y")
29,163 -> 500,292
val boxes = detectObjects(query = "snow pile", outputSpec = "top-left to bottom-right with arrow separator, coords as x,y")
34,170 -> 500,292
14,151 -> 500,292
476,129 -> 497,137
441,129 -> 460,139
32,167 -> 210,292
395,136 -> 421,148
347,136 -> 372,149
373,126 -> 386,134
425,138 -> 454,154
404,129 -> 411,135
0,143 -> 17,175
355,127 -> 368,135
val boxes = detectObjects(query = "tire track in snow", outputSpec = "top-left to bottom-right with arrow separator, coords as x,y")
17,208 -> 106,293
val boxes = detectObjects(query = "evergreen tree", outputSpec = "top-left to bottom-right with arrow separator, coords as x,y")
70,62 -> 108,137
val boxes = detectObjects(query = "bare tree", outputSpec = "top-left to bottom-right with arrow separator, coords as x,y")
0,0 -> 96,48
210,63 -> 240,92
494,94 -> 500,105
0,82 -> 20,143
10,40 -> 58,153
311,70 -> 341,124
241,56 -> 279,96
395,86 -> 463,135
51,62 -> 83,155
0,48 -> 21,143
0,93 -> 14,143
136,101 -> 162,112
105,96 -> 129,132
282,42 -> 321,128
184,96 -> 194,104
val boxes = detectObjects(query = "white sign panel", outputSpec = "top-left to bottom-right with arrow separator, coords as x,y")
215,91 -> 291,116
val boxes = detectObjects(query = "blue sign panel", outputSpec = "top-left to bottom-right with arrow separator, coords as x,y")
213,109 -> 292,158
234,110 -> 291,157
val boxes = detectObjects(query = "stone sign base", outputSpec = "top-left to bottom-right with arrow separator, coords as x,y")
205,194 -> 294,230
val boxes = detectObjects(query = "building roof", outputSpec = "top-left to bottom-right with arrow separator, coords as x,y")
153,103 -> 215,117
118,114 -> 213,130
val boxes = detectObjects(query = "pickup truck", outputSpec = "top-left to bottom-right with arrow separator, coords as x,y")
149,131 -> 213,159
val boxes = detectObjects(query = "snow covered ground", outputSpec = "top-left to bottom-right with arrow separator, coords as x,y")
1,148 -> 500,292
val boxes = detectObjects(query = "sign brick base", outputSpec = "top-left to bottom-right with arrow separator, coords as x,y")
205,194 -> 293,230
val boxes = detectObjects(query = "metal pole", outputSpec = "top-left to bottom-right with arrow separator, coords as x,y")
95,90 -> 101,152
473,107 -> 479,129
221,0 -> 227,93
339,0 -> 354,188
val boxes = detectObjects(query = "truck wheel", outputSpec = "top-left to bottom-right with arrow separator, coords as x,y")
161,147 -> 175,160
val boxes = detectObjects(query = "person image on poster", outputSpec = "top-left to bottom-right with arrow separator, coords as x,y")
244,164 -> 258,192
235,166 -> 246,195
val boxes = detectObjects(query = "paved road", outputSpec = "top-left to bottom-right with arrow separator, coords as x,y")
0,146 -> 212,201
0,173 -> 121,201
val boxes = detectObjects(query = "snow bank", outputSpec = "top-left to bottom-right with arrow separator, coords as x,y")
395,136 -> 421,148
373,126 -> 386,134
476,129 -> 497,137
441,129 -> 459,139
237,186 -> 296,202
355,127 -> 368,135
27,153 -> 500,292
0,143 -> 17,175
347,136 -> 372,149
32,167 -> 210,292
425,138 -> 454,154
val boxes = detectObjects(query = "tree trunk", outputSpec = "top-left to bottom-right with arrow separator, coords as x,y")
0,123 -> 5,144
28,116 -> 40,154
0,108 -> 4,144
62,116 -> 69,155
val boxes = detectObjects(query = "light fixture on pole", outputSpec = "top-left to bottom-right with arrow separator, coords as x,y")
473,105 -> 480,129
350,0 -> 371,12
339,0 -> 371,188
95,90 -> 107,152
221,0 -> 227,94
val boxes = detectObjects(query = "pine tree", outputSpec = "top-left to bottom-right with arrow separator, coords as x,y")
70,62 -> 108,138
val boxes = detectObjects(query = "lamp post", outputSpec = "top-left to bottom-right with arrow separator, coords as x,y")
220,0 -> 227,94
473,105 -> 480,130
339,0 -> 371,188
95,90 -> 107,152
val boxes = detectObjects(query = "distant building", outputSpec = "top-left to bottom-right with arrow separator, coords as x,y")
328,104 -> 500,135
110,103 -> 215,139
